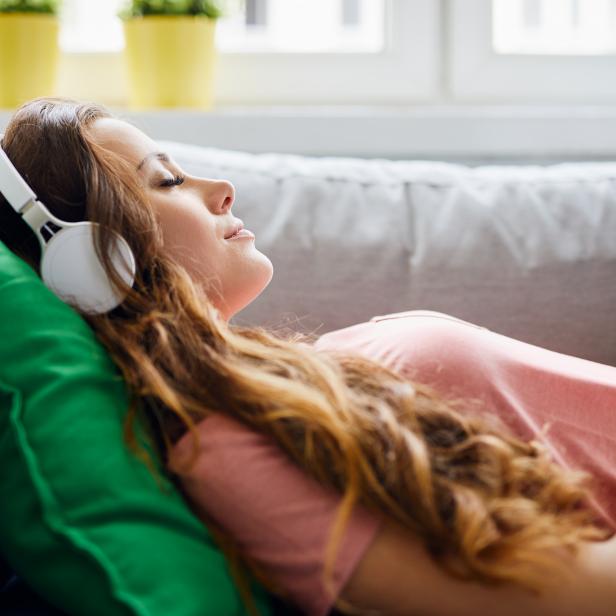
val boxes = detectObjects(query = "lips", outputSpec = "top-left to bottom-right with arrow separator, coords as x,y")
226,228 -> 255,240
224,220 -> 244,239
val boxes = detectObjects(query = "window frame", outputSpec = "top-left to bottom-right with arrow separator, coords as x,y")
448,0 -> 616,103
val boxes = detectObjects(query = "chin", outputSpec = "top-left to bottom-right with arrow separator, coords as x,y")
225,256 -> 274,320
248,255 -> 274,304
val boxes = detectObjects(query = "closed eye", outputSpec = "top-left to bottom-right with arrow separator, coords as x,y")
159,174 -> 186,188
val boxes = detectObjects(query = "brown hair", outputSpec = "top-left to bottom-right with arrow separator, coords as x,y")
0,97 -> 610,615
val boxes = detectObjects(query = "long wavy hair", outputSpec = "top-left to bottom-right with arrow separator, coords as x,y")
0,97 -> 610,615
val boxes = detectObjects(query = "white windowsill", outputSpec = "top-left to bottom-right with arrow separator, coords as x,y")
3,105 -> 616,163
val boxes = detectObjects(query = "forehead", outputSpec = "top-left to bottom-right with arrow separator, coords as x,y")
88,118 -> 158,167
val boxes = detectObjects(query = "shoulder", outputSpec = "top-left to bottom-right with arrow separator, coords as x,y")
315,310 -> 489,351
314,310 -> 492,389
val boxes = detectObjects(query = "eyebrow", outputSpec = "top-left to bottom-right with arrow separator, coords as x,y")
136,151 -> 170,171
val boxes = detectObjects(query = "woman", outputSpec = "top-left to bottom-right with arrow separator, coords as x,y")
1,97 -> 615,616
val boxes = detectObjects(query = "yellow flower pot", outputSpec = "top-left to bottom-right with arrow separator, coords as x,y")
0,13 -> 59,109
123,15 -> 217,110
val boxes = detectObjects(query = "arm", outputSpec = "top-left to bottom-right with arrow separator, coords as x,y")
339,519 -> 616,616
169,412 -> 382,616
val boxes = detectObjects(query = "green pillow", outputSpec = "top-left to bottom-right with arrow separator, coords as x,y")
0,240 -> 272,616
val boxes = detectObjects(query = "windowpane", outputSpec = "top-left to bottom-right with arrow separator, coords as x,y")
493,0 -> 616,55
217,0 -> 385,53
60,0 -> 384,54
60,0 -> 125,53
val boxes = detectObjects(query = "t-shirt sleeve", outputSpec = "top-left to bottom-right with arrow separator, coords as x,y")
168,413 -> 382,616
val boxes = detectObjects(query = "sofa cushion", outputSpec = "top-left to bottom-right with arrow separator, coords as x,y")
0,240 -> 271,616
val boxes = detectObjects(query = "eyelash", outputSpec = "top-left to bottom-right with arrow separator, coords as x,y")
159,174 -> 185,188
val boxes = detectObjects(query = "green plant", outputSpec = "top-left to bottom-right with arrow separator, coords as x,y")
0,0 -> 60,13
119,0 -> 224,19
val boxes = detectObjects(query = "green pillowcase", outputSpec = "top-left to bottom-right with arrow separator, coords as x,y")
0,240 -> 272,616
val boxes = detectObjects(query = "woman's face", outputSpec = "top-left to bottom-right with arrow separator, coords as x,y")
88,118 -> 273,321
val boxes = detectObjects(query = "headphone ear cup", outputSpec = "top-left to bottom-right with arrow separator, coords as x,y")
40,223 -> 136,314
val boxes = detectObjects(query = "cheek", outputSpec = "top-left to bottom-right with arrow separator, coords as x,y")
155,203 -> 220,270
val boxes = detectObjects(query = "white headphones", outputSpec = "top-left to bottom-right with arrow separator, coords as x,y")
0,140 -> 136,314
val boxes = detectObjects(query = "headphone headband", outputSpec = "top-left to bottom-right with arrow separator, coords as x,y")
0,144 -> 38,214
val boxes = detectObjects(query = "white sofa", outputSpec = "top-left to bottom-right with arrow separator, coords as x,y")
162,141 -> 616,367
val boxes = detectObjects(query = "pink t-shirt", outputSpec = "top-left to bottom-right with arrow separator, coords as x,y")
169,310 -> 616,616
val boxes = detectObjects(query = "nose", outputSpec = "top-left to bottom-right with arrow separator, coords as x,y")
201,178 -> 235,214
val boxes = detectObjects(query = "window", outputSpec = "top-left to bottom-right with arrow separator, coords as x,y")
57,0 -> 439,106
215,0 -> 439,104
449,0 -> 616,102
57,0 -> 616,107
